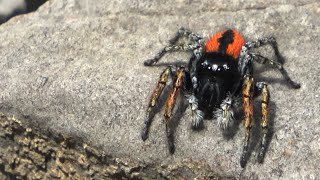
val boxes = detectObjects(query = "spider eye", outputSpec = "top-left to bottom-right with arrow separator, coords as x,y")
223,64 -> 230,70
211,64 -> 218,71
199,60 -> 231,74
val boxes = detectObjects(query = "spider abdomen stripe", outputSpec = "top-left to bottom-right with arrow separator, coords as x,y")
218,29 -> 235,54
205,29 -> 246,59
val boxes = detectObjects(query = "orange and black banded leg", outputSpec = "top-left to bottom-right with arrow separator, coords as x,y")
252,53 -> 300,89
164,67 -> 185,153
240,76 -> 254,168
256,82 -> 270,163
141,67 -> 171,141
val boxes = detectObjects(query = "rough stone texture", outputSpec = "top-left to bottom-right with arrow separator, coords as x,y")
0,0 -> 319,179
0,114 -> 224,179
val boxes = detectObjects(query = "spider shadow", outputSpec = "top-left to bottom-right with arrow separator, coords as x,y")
143,85 -> 172,136
254,64 -> 300,89
220,107 -> 243,140
168,97 -> 189,153
149,61 -> 188,68
235,61 -> 298,167
249,101 -> 276,166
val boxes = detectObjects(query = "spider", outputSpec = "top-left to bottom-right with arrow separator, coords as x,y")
140,28 -> 300,167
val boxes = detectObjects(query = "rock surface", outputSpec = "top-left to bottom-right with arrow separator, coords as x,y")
0,114 -> 224,179
0,0 -> 319,179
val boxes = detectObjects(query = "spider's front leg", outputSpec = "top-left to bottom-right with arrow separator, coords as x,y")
240,75 -> 255,168
141,67 -> 171,141
240,78 -> 271,167
255,82 -> 270,163
164,67 -> 185,153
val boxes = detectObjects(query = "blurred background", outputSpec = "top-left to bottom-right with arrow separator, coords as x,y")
0,0 -> 47,24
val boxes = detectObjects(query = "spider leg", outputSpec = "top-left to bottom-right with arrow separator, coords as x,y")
144,44 -> 199,66
141,67 -> 171,141
254,82 -> 270,163
251,53 -> 300,89
164,67 -> 185,153
240,75 -> 255,168
169,27 -> 203,45
245,36 -> 285,64
144,27 -> 203,66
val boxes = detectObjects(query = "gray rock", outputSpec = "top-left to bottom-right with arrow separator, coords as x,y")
0,0 -> 319,179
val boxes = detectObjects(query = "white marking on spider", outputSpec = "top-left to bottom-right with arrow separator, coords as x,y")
212,64 -> 218,71
214,96 -> 235,130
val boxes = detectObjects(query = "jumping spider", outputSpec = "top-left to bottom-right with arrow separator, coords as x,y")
141,28 -> 300,167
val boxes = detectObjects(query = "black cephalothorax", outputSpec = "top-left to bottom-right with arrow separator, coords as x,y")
193,52 -> 240,112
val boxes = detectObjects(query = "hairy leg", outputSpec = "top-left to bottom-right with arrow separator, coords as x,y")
144,27 -> 204,66
254,82 -> 270,163
141,67 -> 171,141
245,36 -> 284,64
240,76 -> 255,168
164,67 -> 185,153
